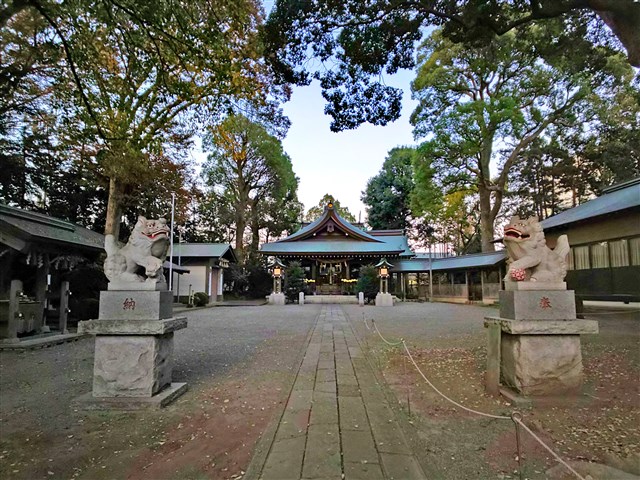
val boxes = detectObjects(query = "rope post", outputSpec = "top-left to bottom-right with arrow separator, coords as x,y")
511,411 -> 524,480
485,320 -> 501,396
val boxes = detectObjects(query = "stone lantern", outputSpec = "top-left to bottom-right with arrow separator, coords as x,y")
375,258 -> 394,307
268,258 -> 286,305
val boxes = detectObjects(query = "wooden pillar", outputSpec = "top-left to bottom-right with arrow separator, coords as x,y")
480,270 -> 486,303
5,280 -> 23,343
58,281 -> 70,334
35,255 -> 49,332
485,320 -> 501,396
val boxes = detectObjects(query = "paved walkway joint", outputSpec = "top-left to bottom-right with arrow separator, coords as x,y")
258,305 -> 425,480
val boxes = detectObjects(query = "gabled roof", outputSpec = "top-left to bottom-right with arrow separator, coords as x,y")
0,204 -> 104,253
541,178 -> 640,230
172,243 -> 237,262
260,203 -> 414,257
280,203 -> 383,243
391,251 -> 507,273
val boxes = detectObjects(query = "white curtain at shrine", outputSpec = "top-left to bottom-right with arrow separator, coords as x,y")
590,242 -> 609,268
609,239 -> 629,267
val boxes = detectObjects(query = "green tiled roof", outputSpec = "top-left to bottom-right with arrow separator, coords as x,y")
541,178 -> 640,230
260,238 -> 407,256
172,243 -> 237,262
1,204 -> 104,252
391,251 -> 506,273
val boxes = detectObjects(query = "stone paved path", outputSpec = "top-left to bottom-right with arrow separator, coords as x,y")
256,305 -> 425,480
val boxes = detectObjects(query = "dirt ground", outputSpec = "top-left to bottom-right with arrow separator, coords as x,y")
1,302 -> 638,480
347,303 -> 640,479
0,305 -> 319,480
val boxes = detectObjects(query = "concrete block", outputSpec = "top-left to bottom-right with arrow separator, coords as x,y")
99,290 -> 173,321
501,333 -> 583,396
268,292 -> 286,305
375,292 -> 394,307
92,333 -> 174,397
299,292 -> 304,305
499,289 -> 576,320
358,292 -> 364,306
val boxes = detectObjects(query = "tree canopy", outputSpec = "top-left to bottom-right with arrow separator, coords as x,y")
361,147 -> 415,231
306,194 -> 356,223
265,0 -> 637,131
410,25 -> 635,251
202,114 -> 300,262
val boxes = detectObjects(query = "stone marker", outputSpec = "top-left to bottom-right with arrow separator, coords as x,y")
268,292 -> 286,305
77,215 -> 187,409
299,292 -> 304,305
358,292 -> 364,306
484,215 -> 598,397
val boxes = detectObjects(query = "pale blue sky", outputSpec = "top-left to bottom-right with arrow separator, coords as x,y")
281,71 -> 419,220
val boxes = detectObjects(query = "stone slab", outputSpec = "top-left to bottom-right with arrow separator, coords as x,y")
260,436 -> 305,480
0,332 -> 88,350
99,290 -> 173,320
342,430 -> 378,464
343,461 -> 384,480
379,453 -> 425,480
92,333 -> 174,397
501,333 -> 583,396
79,317 -> 187,335
73,382 -> 187,410
375,292 -> 394,307
302,423 -> 341,479
485,317 -> 599,335
499,290 -> 576,320
268,292 -> 286,305
505,281 -> 567,291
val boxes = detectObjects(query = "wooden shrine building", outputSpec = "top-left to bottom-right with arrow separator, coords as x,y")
260,203 -> 413,295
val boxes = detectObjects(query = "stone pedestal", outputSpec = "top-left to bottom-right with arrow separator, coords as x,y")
77,290 -> 187,409
268,292 -> 286,305
485,282 -> 598,397
375,292 -> 394,307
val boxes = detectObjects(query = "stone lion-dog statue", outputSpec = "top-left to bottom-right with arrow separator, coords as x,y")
104,216 -> 170,286
503,215 -> 570,284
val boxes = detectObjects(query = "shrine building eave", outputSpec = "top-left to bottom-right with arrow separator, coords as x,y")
279,203 -> 382,243
260,239 -> 405,257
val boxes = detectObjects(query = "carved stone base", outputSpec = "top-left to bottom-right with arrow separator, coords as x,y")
98,290 -> 173,321
499,290 -> 576,320
93,333 -> 174,397
375,293 -> 394,307
73,383 -> 188,410
268,293 -> 286,305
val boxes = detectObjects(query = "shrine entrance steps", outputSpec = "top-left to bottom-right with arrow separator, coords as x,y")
305,295 -> 358,304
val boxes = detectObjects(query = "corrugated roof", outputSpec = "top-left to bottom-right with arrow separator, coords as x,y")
1,204 -> 104,251
541,178 -> 640,230
172,243 -> 236,261
391,251 -> 506,273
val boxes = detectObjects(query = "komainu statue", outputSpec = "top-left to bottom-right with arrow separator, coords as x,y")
503,215 -> 570,284
104,216 -> 170,286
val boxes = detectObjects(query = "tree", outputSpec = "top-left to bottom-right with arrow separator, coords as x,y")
2,0 -> 288,239
306,194 -> 356,223
361,147 -> 415,231
356,264 -> 378,303
410,26 -> 634,251
284,261 -> 306,303
264,0 -> 638,132
202,114 -> 299,262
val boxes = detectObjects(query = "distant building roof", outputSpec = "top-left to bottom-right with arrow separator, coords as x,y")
260,203 -> 413,257
391,251 -> 506,273
541,178 -> 640,231
0,204 -> 104,253
172,243 -> 237,262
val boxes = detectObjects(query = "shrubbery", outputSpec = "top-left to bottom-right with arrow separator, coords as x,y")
284,261 -> 307,303
356,264 -> 379,303
193,292 -> 209,307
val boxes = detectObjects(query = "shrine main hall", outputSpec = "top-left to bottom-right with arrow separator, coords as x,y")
260,203 -> 413,294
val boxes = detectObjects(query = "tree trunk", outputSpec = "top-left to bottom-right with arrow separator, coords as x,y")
249,199 -> 260,258
105,176 -> 122,239
235,202 -> 246,263
478,185 -> 495,252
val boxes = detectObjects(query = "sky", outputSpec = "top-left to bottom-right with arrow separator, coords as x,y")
280,71 -> 419,221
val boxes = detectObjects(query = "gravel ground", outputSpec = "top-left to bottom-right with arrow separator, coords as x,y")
0,305 -> 320,480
